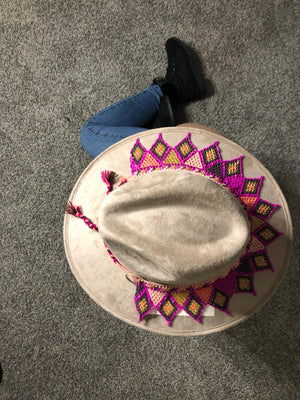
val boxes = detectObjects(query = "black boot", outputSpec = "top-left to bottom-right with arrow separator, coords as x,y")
151,95 -> 175,129
153,37 -> 207,105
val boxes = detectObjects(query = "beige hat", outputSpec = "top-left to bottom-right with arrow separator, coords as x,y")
63,125 -> 292,336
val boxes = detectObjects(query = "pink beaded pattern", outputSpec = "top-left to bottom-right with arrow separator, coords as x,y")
126,133 -> 282,325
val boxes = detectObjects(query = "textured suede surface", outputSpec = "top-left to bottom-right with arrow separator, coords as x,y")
64,127 -> 293,336
99,169 -> 250,285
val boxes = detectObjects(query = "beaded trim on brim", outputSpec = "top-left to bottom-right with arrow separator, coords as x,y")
103,133 -> 282,326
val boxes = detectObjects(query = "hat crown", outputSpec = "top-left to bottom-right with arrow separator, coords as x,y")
98,169 -> 250,286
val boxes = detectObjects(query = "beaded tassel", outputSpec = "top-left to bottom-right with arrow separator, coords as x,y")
101,170 -> 116,194
118,176 -> 128,186
65,202 -> 98,231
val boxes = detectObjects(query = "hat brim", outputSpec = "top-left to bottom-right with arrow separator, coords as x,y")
63,126 -> 292,336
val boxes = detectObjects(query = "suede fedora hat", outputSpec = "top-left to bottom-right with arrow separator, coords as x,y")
63,125 -> 292,336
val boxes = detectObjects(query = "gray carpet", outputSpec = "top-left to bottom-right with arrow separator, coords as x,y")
1,1 -> 299,399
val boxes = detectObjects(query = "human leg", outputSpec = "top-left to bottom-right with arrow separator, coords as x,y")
81,37 -> 208,158
81,85 -> 164,158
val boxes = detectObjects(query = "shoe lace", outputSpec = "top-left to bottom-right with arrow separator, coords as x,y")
166,62 -> 176,80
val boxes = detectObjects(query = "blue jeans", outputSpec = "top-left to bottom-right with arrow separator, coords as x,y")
80,85 -> 163,158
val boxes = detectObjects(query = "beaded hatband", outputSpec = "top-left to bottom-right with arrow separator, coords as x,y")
66,133 -> 282,326
130,133 -> 281,325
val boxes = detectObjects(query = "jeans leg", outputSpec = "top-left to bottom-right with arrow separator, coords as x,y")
81,85 -> 163,158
